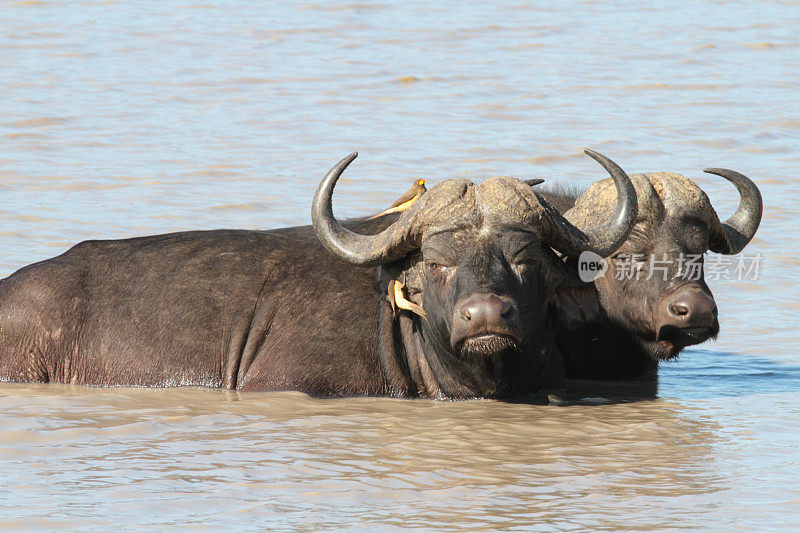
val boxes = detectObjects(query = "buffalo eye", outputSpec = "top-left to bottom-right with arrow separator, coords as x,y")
424,259 -> 446,271
424,259 -> 452,279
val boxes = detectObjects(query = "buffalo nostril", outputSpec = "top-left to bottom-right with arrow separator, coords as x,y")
663,288 -> 717,327
454,295 -> 515,330
669,302 -> 689,317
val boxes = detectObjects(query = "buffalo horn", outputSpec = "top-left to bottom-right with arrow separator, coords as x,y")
312,153 -> 419,267
703,168 -> 763,255
543,149 -> 638,257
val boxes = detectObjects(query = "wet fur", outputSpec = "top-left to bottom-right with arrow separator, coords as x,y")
0,215 -> 565,398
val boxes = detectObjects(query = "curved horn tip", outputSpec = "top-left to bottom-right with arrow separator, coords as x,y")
702,167 -> 760,191
524,178 -> 545,186
703,168 -> 727,176
579,148 -> 637,257
701,167 -> 763,255
321,152 -> 359,185
312,152 -> 419,267
701,168 -> 762,203
583,148 -> 621,169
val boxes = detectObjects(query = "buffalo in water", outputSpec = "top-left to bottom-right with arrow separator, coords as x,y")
542,168 -> 763,380
0,150 -> 637,399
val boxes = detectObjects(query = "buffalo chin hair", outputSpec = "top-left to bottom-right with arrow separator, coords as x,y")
459,335 -> 518,358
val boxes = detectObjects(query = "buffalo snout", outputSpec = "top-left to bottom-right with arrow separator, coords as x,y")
451,293 -> 521,357
664,287 -> 717,326
656,286 -> 719,357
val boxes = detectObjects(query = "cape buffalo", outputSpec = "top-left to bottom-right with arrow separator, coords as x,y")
0,150 -> 637,398
543,168 -> 763,380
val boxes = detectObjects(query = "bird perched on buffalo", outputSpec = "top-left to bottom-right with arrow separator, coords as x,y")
367,178 -> 427,219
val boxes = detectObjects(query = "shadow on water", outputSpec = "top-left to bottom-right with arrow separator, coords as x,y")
503,379 -> 659,406
511,348 -> 800,406
560,378 -> 659,404
657,348 -> 800,399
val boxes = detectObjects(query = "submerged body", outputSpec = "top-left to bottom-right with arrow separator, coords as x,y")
0,225 -> 388,394
0,151 -> 638,398
1,221 -> 555,397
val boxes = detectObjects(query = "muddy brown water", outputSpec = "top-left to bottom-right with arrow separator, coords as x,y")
1,1 -> 799,530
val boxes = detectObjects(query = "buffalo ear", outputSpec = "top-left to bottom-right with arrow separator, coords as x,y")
554,283 -> 602,328
375,265 -> 402,315
374,264 -> 395,295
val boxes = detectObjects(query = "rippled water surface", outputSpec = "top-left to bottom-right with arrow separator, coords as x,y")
1,1 -> 799,530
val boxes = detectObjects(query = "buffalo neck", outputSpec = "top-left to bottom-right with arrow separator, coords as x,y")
557,303 -> 658,381
378,306 -> 559,400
